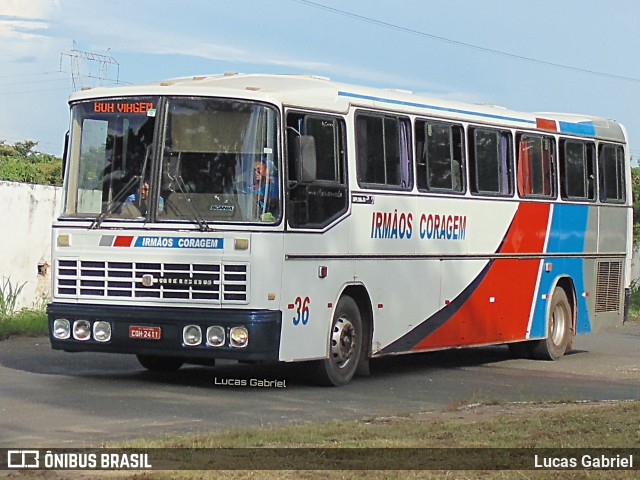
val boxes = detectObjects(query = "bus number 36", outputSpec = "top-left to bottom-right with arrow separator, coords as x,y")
293,296 -> 310,325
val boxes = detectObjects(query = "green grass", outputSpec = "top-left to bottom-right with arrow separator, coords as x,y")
627,278 -> 640,320
0,309 -> 48,340
0,275 -> 48,339
115,400 -> 640,450
48,400 -> 639,480
7,402 -> 639,480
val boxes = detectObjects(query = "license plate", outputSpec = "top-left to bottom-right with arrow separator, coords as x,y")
129,325 -> 161,340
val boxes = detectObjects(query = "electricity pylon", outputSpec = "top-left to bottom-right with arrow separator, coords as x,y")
60,42 -> 120,91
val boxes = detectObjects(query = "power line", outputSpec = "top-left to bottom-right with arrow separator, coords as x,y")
0,70 -> 64,79
291,0 -> 640,84
0,86 -> 71,96
0,77 -> 68,87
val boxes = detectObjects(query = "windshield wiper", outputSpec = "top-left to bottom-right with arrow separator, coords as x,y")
89,146 -> 152,229
167,174 -> 213,232
164,152 -> 212,232
89,175 -> 141,229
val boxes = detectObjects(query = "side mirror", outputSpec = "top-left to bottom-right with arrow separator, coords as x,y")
298,135 -> 317,183
288,130 -> 317,187
62,131 -> 69,179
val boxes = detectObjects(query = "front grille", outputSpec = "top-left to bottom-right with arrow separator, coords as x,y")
595,260 -> 622,313
56,259 -> 249,304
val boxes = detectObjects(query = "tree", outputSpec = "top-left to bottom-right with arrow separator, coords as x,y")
632,166 -> 640,245
0,140 -> 62,186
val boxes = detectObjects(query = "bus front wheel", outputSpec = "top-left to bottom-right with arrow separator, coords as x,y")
137,354 -> 184,372
315,295 -> 362,386
531,288 -> 572,360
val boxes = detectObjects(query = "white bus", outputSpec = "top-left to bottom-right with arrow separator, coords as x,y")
48,73 -> 632,386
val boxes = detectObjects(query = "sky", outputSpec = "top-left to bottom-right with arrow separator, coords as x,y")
1,0 -> 640,160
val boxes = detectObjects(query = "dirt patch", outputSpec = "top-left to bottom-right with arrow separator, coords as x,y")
371,399 -> 635,426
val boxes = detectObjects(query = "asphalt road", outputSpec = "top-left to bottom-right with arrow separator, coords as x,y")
0,324 -> 638,447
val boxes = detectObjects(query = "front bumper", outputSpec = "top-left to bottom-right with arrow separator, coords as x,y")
47,303 -> 281,362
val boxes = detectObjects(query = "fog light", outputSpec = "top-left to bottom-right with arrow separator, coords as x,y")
183,325 -> 202,346
53,318 -> 70,339
93,321 -> 112,342
229,326 -> 248,348
73,320 -> 91,341
206,326 -> 225,347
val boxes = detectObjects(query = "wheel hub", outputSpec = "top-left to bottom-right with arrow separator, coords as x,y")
551,303 -> 567,346
330,316 -> 356,369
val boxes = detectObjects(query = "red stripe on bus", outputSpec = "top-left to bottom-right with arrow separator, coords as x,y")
412,203 -> 551,350
536,118 -> 557,131
499,202 -> 550,254
113,236 -> 134,247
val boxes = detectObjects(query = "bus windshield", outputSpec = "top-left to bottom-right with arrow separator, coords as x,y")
63,98 -> 158,219
62,97 -> 280,224
160,98 -> 280,224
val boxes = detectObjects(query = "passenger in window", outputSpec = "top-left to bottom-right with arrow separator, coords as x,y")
249,159 -> 279,221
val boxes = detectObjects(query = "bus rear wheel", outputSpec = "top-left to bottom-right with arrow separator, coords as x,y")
315,295 -> 362,386
531,288 -> 572,360
137,355 -> 184,372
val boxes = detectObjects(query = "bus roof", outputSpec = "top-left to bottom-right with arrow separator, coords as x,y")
69,73 -> 626,142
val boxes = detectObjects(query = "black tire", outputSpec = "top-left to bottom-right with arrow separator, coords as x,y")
315,295 -> 362,386
507,341 -> 534,359
137,355 -> 184,372
531,288 -> 572,360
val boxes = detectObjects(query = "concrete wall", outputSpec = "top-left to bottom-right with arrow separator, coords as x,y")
0,181 -> 62,311
632,245 -> 640,287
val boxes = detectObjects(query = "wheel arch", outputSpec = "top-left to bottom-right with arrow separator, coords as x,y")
340,283 -> 374,374
550,275 -> 577,337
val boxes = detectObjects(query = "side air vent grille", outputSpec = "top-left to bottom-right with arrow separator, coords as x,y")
594,261 -> 622,313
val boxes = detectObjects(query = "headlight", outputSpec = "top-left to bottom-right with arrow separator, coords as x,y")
229,326 -> 249,348
206,326 -> 225,347
73,320 -> 91,341
93,321 -> 112,342
53,318 -> 71,339
183,325 -> 202,346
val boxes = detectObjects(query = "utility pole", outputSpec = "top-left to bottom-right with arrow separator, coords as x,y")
60,42 -> 120,91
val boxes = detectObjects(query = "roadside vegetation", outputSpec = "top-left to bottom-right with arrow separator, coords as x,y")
0,309 -> 48,340
0,276 -> 47,340
0,139 -> 62,186
21,400 -> 639,479
119,400 -> 639,479
116,399 -> 639,449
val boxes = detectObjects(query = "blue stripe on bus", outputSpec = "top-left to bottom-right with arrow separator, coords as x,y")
558,121 -> 596,137
546,204 -> 589,254
528,204 -> 592,339
338,91 -> 537,125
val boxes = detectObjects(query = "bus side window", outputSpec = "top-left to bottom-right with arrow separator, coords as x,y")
599,143 -> 625,203
469,128 -> 512,196
560,140 -> 595,201
286,112 -> 348,228
517,134 -> 556,198
415,120 -> 464,193
356,112 -> 412,190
